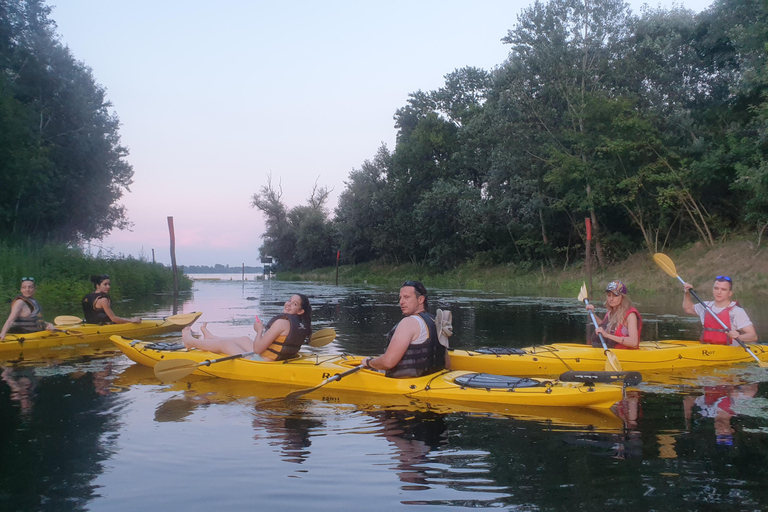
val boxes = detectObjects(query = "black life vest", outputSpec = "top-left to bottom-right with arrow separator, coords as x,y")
386,312 -> 446,378
264,314 -> 309,361
82,291 -> 112,324
8,296 -> 45,333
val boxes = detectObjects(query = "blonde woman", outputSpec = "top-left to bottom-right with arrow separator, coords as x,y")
586,280 -> 642,349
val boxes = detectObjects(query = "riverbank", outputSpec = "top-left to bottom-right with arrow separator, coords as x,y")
279,240 -> 768,297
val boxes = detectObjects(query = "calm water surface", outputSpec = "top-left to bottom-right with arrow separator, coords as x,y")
2,277 -> 768,511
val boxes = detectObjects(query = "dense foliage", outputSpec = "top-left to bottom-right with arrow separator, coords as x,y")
0,0 -> 132,244
254,0 -> 768,271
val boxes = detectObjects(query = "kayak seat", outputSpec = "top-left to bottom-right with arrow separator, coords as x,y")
473,347 -> 527,356
454,372 -> 543,389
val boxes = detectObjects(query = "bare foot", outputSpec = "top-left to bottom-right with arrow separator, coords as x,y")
201,323 -> 213,338
181,327 -> 196,349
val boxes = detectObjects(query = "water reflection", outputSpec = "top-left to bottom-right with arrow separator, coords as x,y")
684,383 -> 760,447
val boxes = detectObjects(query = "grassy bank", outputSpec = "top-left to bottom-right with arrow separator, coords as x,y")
0,242 -> 192,306
279,240 -> 768,298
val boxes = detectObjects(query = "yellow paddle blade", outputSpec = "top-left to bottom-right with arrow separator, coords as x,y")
308,327 -> 336,347
603,350 -> 623,372
577,282 -> 588,303
154,358 -> 200,382
54,315 -> 83,326
653,253 -> 678,278
164,312 -> 202,326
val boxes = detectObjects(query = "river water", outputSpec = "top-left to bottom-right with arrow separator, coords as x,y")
2,277 -> 768,511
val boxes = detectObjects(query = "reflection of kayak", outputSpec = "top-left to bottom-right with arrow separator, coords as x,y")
111,336 -> 626,409
0,312 -> 202,354
111,364 -> 626,431
449,340 -> 768,377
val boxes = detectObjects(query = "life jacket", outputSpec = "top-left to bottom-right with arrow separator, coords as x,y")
700,303 -> 736,345
591,308 -> 642,350
8,296 -> 45,333
386,312 -> 446,378
82,291 -> 112,324
264,314 -> 309,361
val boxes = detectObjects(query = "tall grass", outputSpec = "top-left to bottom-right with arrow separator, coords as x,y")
0,242 -> 191,306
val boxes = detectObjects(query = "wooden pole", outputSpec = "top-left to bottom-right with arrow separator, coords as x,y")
168,216 -> 179,297
242,263 -> 245,281
335,250 -> 340,286
152,248 -> 156,264
585,217 -> 593,299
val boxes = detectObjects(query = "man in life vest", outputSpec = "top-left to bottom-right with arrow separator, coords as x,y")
682,276 -> 757,345
359,281 -> 449,378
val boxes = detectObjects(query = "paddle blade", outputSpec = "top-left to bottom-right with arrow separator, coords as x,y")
577,282 -> 588,303
653,253 -> 678,278
603,350 -> 623,372
308,328 -> 336,347
154,358 -> 200,382
163,312 -> 202,326
55,315 -> 83,326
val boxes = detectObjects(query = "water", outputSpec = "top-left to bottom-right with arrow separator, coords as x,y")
2,280 -> 768,511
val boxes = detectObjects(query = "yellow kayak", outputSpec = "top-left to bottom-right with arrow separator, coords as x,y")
449,339 -> 768,377
111,335 -> 631,409
0,312 -> 202,354
112,363 -> 627,431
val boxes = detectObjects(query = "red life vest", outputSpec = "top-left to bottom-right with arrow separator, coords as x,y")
700,304 -> 736,345
592,307 -> 642,349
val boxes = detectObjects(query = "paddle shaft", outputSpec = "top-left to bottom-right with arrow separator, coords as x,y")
198,351 -> 255,367
583,298 -> 610,351
685,285 -> 762,364
285,366 -> 363,401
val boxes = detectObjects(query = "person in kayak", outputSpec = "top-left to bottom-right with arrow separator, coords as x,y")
82,274 -> 141,325
0,277 -> 55,340
359,281 -> 448,377
181,293 -> 312,361
682,276 -> 757,344
585,280 -> 642,349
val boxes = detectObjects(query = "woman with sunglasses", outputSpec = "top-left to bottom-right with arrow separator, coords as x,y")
586,280 -> 642,349
82,275 -> 141,325
682,276 -> 757,344
0,277 -> 55,340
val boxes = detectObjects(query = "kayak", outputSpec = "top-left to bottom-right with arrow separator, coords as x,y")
449,339 -> 768,377
111,336 -> 631,409
112,363 -> 627,431
0,312 -> 202,354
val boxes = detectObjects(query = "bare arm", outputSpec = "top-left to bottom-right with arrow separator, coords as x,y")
367,317 -> 419,371
733,323 -> 758,344
595,312 -> 639,348
251,318 -> 291,354
0,300 -> 25,340
95,297 -> 140,324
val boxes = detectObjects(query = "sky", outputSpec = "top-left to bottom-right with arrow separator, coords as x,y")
51,0 -> 714,267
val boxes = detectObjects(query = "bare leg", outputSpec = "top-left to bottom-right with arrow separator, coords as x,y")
182,326 -> 253,355
200,323 -> 213,338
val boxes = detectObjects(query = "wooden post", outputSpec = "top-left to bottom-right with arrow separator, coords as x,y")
585,217 -> 593,299
335,250 -> 340,286
152,248 -> 156,264
242,263 -> 245,281
168,216 -> 179,297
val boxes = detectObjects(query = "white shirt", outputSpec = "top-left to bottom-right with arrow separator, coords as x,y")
693,301 -> 752,331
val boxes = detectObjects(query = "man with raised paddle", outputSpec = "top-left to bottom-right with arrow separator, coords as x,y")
683,276 -> 758,345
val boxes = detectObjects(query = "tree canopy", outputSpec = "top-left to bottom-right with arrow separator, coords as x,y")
254,0 -> 768,271
0,0 -> 133,244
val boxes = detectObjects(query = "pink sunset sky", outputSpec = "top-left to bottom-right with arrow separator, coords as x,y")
52,0 -> 713,266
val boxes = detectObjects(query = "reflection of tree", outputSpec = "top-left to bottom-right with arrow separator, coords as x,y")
684,384 -> 759,447
0,364 -> 119,511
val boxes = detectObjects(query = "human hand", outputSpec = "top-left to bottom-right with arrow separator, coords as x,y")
595,327 -> 606,337
585,304 -> 595,311
45,323 -> 55,331
728,330 -> 740,340
683,283 -> 693,292
253,316 -> 264,335
131,317 -> 142,324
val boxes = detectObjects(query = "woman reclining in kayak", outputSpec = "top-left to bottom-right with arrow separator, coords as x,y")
0,277 -> 55,340
82,274 -> 141,325
586,280 -> 642,349
182,294 -> 312,361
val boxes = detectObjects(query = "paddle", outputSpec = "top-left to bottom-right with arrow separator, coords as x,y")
578,282 -> 623,371
153,327 -> 338,382
284,366 -> 363,401
52,328 -> 85,338
559,370 -> 642,386
653,253 -> 768,368
54,312 -> 200,327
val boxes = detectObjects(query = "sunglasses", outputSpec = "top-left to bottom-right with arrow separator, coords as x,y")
401,280 -> 426,295
716,275 -> 732,282
21,276 -> 35,282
